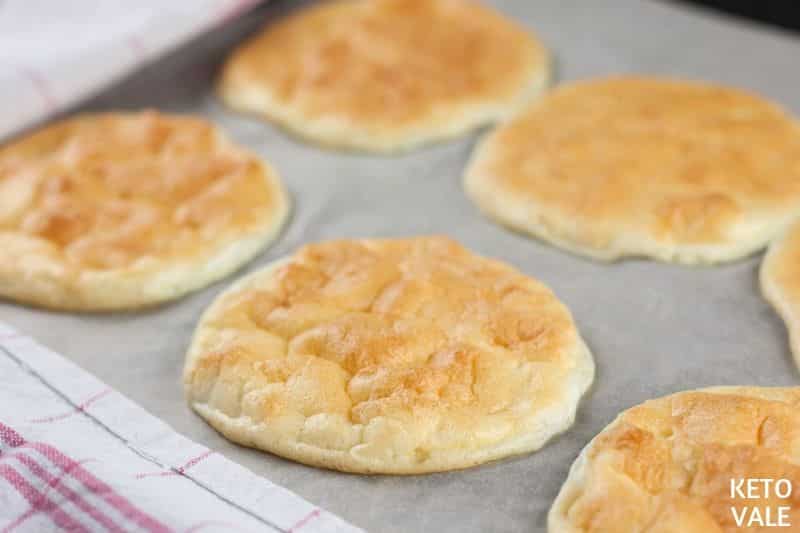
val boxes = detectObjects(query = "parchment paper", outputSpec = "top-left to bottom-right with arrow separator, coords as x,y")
3,1 -> 800,531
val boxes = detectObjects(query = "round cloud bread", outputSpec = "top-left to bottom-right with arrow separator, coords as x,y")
217,0 -> 550,153
761,220 -> 800,371
184,236 -> 593,474
0,111 -> 289,310
549,387 -> 800,533
465,77 -> 800,265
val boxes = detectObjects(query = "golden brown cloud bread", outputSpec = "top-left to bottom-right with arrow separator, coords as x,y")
0,111 -> 289,310
184,236 -> 594,474
465,77 -> 800,264
549,387 -> 800,533
761,220 -> 800,371
218,0 -> 550,152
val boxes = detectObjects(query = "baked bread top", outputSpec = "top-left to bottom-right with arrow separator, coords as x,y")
549,387 -> 800,532
184,236 -> 593,473
465,77 -> 800,264
218,0 -> 550,152
0,111 -> 289,309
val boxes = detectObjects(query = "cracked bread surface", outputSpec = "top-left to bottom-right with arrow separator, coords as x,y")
184,236 -> 594,473
218,0 -> 550,153
549,387 -> 800,532
464,77 -> 800,264
0,111 -> 289,310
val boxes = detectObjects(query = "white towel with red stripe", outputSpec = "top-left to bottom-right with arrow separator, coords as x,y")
0,323 -> 362,533
0,0 -> 261,141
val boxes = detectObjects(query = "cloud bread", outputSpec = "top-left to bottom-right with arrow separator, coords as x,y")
761,221 -> 800,371
465,77 -> 800,264
549,387 -> 800,532
184,236 -> 593,474
0,111 -> 289,310
217,0 -> 550,153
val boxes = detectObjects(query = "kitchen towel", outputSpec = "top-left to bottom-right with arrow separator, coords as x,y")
0,0 -> 262,141
0,322 -> 361,533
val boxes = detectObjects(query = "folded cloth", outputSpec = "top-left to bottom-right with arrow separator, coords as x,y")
0,0 -> 262,141
0,322 -> 361,533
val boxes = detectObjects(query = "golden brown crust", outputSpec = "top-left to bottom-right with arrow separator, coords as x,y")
218,0 -> 550,152
549,387 -> 800,532
465,77 -> 800,264
184,236 -> 594,474
761,220 -> 800,371
0,111 -> 290,310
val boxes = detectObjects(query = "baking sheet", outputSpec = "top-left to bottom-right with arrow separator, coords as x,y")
3,1 -> 800,531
